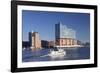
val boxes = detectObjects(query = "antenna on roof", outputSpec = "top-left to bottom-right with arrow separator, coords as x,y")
29,23 -> 33,33
59,21 -> 63,25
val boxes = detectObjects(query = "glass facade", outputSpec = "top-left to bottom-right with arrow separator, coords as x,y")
55,22 -> 76,39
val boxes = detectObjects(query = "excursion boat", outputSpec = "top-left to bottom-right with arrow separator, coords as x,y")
49,48 -> 66,58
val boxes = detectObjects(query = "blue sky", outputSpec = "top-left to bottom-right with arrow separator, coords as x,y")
22,10 -> 90,43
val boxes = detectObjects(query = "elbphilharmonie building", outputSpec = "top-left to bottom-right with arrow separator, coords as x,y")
55,22 -> 80,47
55,22 -> 76,39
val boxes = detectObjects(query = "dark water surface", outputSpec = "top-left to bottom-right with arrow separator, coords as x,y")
22,47 -> 90,62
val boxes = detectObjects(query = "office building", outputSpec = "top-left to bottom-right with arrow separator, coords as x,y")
29,31 -> 41,50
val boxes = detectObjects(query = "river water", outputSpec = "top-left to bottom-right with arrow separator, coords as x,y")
22,47 -> 90,62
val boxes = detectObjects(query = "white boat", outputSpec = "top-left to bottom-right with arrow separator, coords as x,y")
23,47 -> 26,51
49,49 -> 66,58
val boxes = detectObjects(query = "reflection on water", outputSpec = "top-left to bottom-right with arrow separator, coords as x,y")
22,47 -> 90,62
